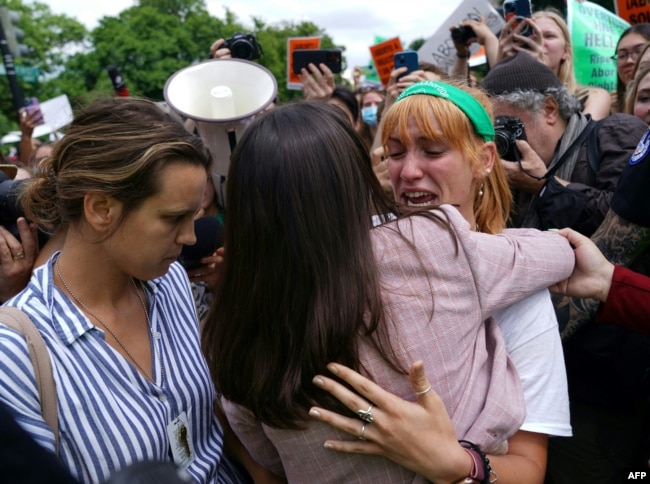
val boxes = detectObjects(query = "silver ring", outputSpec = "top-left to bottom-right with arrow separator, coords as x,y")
357,404 -> 374,423
415,385 -> 432,396
359,422 -> 367,440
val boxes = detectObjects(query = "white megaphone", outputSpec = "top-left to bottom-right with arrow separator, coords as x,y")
164,58 -> 277,202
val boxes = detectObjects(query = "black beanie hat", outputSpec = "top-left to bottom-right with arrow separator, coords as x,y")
481,52 -> 563,95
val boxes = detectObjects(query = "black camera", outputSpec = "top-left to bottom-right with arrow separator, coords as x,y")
494,116 -> 527,161
451,25 -> 476,45
223,32 -> 262,60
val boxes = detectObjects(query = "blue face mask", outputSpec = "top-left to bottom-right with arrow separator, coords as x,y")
361,105 -> 378,127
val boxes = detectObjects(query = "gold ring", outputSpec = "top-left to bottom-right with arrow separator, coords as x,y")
13,251 -> 25,260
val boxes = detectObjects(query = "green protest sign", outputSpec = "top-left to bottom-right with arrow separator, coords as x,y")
568,0 -> 630,91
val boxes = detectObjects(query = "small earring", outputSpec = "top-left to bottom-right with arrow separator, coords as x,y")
486,168 -> 491,174
479,183 -> 484,197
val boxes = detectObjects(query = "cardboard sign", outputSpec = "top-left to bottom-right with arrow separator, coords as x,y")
568,0 -> 630,91
286,36 -> 321,90
417,0 -> 504,74
369,37 -> 403,86
614,0 -> 650,25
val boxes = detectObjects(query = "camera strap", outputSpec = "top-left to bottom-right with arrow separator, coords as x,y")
543,120 -> 597,180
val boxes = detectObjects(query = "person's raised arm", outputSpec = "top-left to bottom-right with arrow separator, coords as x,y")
19,108 -> 43,166
450,17 -> 499,79
299,63 -> 335,101
210,38 -> 232,59
496,17 -> 544,64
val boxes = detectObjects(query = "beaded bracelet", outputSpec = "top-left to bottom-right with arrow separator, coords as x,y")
458,440 -> 498,484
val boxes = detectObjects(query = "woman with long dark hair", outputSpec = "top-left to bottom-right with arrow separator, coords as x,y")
203,100 -> 575,482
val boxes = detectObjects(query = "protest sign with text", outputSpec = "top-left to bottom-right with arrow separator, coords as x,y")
614,0 -> 650,24
568,0 -> 630,91
416,0 -> 504,74
286,36 -> 321,90
369,37 -> 403,86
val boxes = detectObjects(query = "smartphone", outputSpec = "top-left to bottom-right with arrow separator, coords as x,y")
23,97 -> 45,125
292,49 -> 342,74
394,51 -> 419,80
503,0 -> 532,36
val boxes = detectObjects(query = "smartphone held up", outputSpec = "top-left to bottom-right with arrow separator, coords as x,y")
394,50 -> 419,80
292,49 -> 343,74
23,97 -> 45,126
502,0 -> 533,36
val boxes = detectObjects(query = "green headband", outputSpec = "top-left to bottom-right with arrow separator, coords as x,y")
395,81 -> 495,142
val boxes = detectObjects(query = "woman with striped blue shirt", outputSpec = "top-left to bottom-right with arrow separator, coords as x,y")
0,98 -> 251,483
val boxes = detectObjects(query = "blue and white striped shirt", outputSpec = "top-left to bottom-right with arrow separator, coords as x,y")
0,254 -> 246,483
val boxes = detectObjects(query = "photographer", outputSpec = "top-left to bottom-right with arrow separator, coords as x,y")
209,33 -> 262,61
481,52 -> 646,235
0,165 -> 39,303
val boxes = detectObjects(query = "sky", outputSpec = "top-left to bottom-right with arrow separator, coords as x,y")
44,0 -> 457,76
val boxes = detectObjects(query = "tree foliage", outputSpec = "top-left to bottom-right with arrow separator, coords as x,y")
0,0 -> 86,138
0,0 -> 621,142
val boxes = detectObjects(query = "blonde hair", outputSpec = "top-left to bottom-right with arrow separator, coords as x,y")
381,81 -> 512,234
533,9 -> 576,94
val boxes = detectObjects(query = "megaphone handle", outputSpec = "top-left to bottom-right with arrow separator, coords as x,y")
216,175 -> 227,212
227,130 -> 237,152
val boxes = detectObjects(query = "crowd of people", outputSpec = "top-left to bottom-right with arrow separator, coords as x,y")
0,6 -> 649,484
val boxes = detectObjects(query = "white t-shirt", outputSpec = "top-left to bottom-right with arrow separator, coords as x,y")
493,289 -> 572,437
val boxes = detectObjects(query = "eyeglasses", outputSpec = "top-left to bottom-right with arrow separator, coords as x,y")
611,49 -> 644,63
355,85 -> 386,94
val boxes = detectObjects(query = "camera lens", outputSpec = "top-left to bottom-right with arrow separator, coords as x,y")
230,40 -> 253,60
494,131 -> 512,159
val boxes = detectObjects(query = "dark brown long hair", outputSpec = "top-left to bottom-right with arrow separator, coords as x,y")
202,101 -> 413,428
